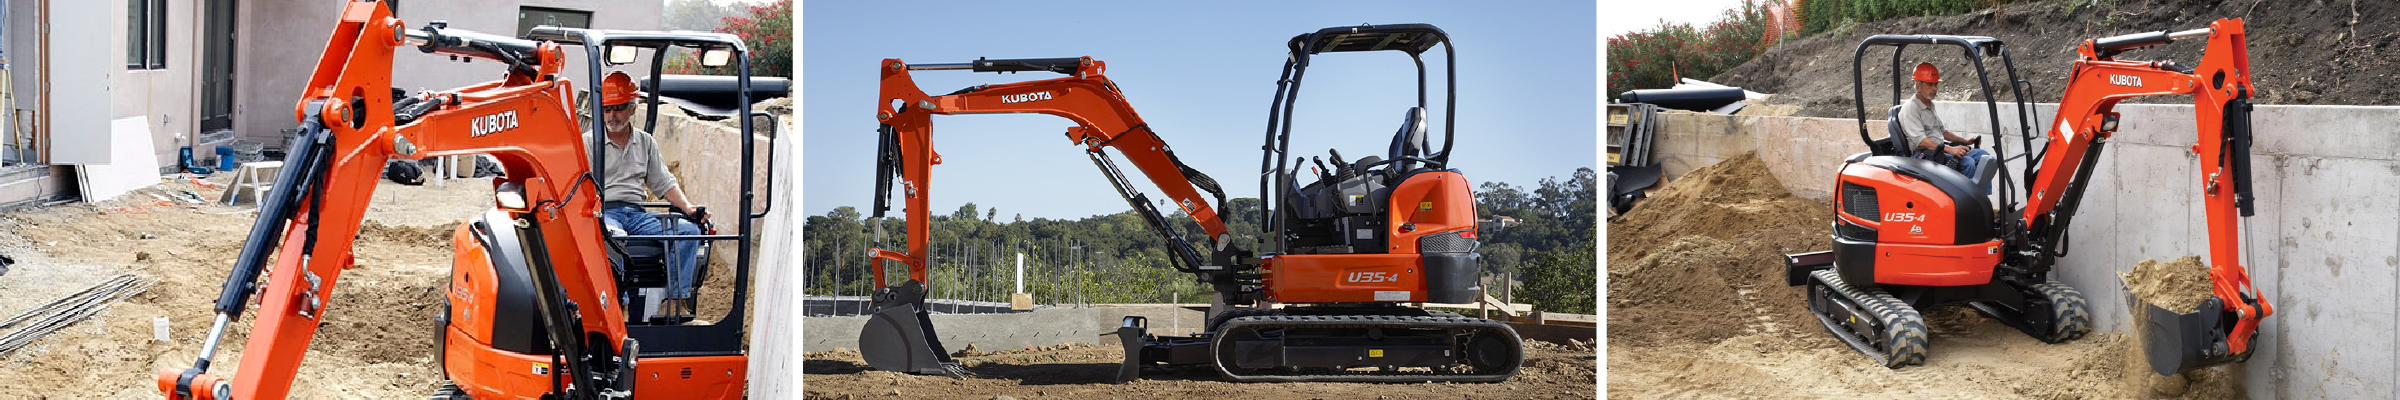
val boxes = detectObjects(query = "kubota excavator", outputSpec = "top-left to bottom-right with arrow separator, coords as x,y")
1784,18 -> 2270,376
157,1 -> 779,399
859,23 -> 1521,383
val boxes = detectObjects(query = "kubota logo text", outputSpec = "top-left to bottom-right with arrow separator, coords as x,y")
1001,91 -> 1053,104
472,111 -> 519,137
2109,75 -> 2143,87
1347,272 -> 1400,283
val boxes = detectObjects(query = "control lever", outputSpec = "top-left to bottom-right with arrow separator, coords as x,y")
1328,149 -> 1354,179
1311,156 -> 1333,182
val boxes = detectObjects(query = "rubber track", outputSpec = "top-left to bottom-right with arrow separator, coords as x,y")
1809,269 -> 1927,368
1212,315 -> 1521,383
2034,281 -> 2092,343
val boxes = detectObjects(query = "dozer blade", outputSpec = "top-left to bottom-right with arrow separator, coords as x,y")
2127,293 -> 2245,376
858,281 -> 965,377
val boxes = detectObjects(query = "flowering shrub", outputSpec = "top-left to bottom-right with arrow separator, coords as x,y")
666,0 -> 790,78
1606,0 -> 1770,100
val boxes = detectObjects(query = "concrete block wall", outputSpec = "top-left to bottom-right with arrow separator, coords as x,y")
1645,102 -> 2400,398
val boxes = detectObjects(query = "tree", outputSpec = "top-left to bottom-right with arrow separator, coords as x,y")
663,0 -> 739,31
1518,237 -> 1596,314
953,203 -> 980,221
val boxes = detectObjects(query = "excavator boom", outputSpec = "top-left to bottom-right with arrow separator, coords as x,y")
857,56 -> 1235,377
2031,19 -> 2271,376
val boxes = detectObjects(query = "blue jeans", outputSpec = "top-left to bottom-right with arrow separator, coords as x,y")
603,205 -> 704,299
1918,148 -> 1994,195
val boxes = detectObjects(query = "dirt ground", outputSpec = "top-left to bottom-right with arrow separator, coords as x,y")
801,338 -> 1597,399
1605,153 -> 2244,399
1711,0 -> 2400,119
0,174 -> 746,398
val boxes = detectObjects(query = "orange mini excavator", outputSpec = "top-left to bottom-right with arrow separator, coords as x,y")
860,24 -> 1521,383
1785,18 -> 2270,376
158,1 -> 778,399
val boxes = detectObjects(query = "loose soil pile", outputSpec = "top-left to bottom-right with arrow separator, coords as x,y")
2124,256 -> 2216,313
802,339 -> 1597,399
1606,155 -> 2245,398
1711,0 -> 2400,118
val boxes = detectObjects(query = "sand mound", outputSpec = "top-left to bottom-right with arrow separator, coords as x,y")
2123,256 -> 2215,313
1607,236 -> 1748,347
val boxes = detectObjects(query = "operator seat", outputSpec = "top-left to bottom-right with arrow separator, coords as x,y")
1880,104 -> 1999,192
1387,107 -> 1428,174
1276,107 -> 1434,254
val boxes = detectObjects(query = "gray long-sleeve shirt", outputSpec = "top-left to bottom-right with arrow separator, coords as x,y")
596,129 -> 679,204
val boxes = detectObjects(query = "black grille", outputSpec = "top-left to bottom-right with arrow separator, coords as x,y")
1419,230 -> 1477,253
1836,220 -> 1877,241
1841,182 -> 1879,221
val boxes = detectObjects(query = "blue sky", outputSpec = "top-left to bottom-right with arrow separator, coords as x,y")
801,0 -> 1598,220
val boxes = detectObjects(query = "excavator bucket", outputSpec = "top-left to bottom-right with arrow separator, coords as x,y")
2126,290 -> 2245,376
857,281 -> 965,377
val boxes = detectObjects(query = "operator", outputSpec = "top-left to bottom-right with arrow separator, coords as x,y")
595,70 -> 709,316
1897,62 -> 1993,194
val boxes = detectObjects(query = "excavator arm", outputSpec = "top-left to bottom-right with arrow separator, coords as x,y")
160,2 -> 621,398
2022,18 -> 2271,375
868,56 -> 1232,285
853,56 -> 1237,377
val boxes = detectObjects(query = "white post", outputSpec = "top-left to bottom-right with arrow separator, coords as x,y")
1014,252 -> 1025,294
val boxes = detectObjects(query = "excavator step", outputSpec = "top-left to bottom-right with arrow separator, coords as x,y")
1805,269 -> 1928,368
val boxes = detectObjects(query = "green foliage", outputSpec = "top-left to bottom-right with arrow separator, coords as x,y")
1606,0 -> 1773,100
804,168 -> 1598,314
1518,238 -> 1596,315
1798,0 -> 2023,36
665,0 -> 790,78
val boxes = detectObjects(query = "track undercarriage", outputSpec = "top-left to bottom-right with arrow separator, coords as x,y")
1117,307 -> 1523,383
1797,267 -> 2091,368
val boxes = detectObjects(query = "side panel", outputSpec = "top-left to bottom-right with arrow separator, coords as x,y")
1264,254 -> 1425,303
1838,166 -> 1959,245
1386,171 -> 1478,254
629,356 -> 747,398
1871,240 -> 2005,286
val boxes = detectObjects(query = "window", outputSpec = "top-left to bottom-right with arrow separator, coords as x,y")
127,0 -> 165,70
517,7 -> 592,38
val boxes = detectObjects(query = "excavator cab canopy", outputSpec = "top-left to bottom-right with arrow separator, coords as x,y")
1849,34 -> 2039,213
525,25 -> 778,356
1260,24 -> 1457,254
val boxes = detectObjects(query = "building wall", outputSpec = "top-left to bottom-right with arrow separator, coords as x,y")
108,0 -> 199,171
235,0 -> 662,147
9,0 -> 42,158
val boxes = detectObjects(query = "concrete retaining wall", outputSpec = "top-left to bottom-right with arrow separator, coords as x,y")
803,306 -> 1207,352
1646,102 -> 2400,399
803,296 -> 1039,316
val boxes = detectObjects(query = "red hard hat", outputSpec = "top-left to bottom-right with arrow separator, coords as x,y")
1912,62 -> 1942,83
601,71 -> 638,106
